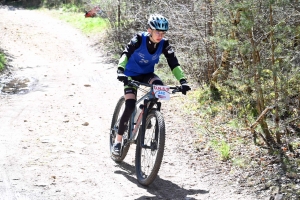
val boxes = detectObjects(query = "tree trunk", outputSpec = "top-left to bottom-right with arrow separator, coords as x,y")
249,28 -> 273,143
205,0 -> 216,82
269,4 -> 281,144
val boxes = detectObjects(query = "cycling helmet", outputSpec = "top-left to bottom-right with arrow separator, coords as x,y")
147,14 -> 169,31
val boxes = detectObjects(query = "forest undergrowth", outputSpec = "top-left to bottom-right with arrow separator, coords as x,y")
174,85 -> 300,199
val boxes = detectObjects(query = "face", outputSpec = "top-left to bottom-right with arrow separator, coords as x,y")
148,29 -> 166,43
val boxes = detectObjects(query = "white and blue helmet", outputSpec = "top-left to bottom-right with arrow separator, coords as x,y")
147,14 -> 169,31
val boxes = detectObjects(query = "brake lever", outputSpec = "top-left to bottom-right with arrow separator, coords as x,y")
172,86 -> 182,94
123,78 -> 128,86
132,82 -> 140,88
126,80 -> 140,88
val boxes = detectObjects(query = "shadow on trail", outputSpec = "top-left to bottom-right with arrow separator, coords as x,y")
115,162 -> 209,200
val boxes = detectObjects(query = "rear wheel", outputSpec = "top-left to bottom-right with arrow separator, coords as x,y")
135,109 -> 165,186
109,96 -> 131,163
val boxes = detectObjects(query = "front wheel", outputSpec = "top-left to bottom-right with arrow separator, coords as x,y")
109,96 -> 130,163
135,109 -> 165,186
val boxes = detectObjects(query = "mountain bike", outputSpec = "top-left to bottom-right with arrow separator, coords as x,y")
109,79 -> 182,186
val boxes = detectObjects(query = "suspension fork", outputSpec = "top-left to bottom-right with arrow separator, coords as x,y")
140,99 -> 161,149
154,102 -> 161,142
140,99 -> 149,148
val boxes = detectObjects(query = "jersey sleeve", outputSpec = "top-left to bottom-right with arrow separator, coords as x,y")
172,66 -> 186,81
117,54 -> 128,71
120,32 -> 142,59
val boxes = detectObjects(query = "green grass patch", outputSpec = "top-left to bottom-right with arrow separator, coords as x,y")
47,9 -> 109,34
60,13 -> 108,34
0,52 -> 6,72
209,139 -> 231,161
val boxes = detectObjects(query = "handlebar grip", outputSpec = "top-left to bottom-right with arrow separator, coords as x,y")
123,77 -> 128,86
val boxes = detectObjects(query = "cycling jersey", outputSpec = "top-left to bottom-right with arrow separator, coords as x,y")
118,32 -> 186,81
124,32 -> 164,76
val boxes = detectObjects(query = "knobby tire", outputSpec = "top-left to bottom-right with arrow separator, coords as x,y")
135,109 -> 165,186
109,96 -> 130,163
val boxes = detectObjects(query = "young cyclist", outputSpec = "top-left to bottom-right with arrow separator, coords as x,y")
113,14 -> 191,155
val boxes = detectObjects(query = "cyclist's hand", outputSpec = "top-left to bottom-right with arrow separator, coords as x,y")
180,79 -> 191,95
117,69 -> 127,82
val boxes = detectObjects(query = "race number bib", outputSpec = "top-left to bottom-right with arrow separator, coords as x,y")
153,85 -> 170,100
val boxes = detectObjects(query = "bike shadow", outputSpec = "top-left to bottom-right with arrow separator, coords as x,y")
114,162 -> 209,200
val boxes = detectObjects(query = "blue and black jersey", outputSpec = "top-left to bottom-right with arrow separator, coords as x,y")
118,32 -> 186,81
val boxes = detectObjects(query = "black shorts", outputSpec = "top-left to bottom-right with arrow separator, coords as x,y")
124,73 -> 163,95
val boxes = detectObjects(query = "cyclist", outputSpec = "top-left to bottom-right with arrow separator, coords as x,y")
112,14 -> 191,156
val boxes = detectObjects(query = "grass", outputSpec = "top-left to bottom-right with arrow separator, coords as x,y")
210,139 -> 231,161
0,52 -> 6,72
59,12 -> 108,34
219,140 -> 231,161
44,8 -> 109,34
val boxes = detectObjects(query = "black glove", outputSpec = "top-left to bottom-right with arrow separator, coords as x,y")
117,69 -> 127,82
180,79 -> 191,95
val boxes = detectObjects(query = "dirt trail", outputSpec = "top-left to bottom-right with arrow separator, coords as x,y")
0,7 -> 262,200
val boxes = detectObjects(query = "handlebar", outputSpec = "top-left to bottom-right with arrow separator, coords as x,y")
124,79 -> 182,94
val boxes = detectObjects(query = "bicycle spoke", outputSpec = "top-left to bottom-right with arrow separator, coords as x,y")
139,116 -> 161,180
110,96 -> 131,162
